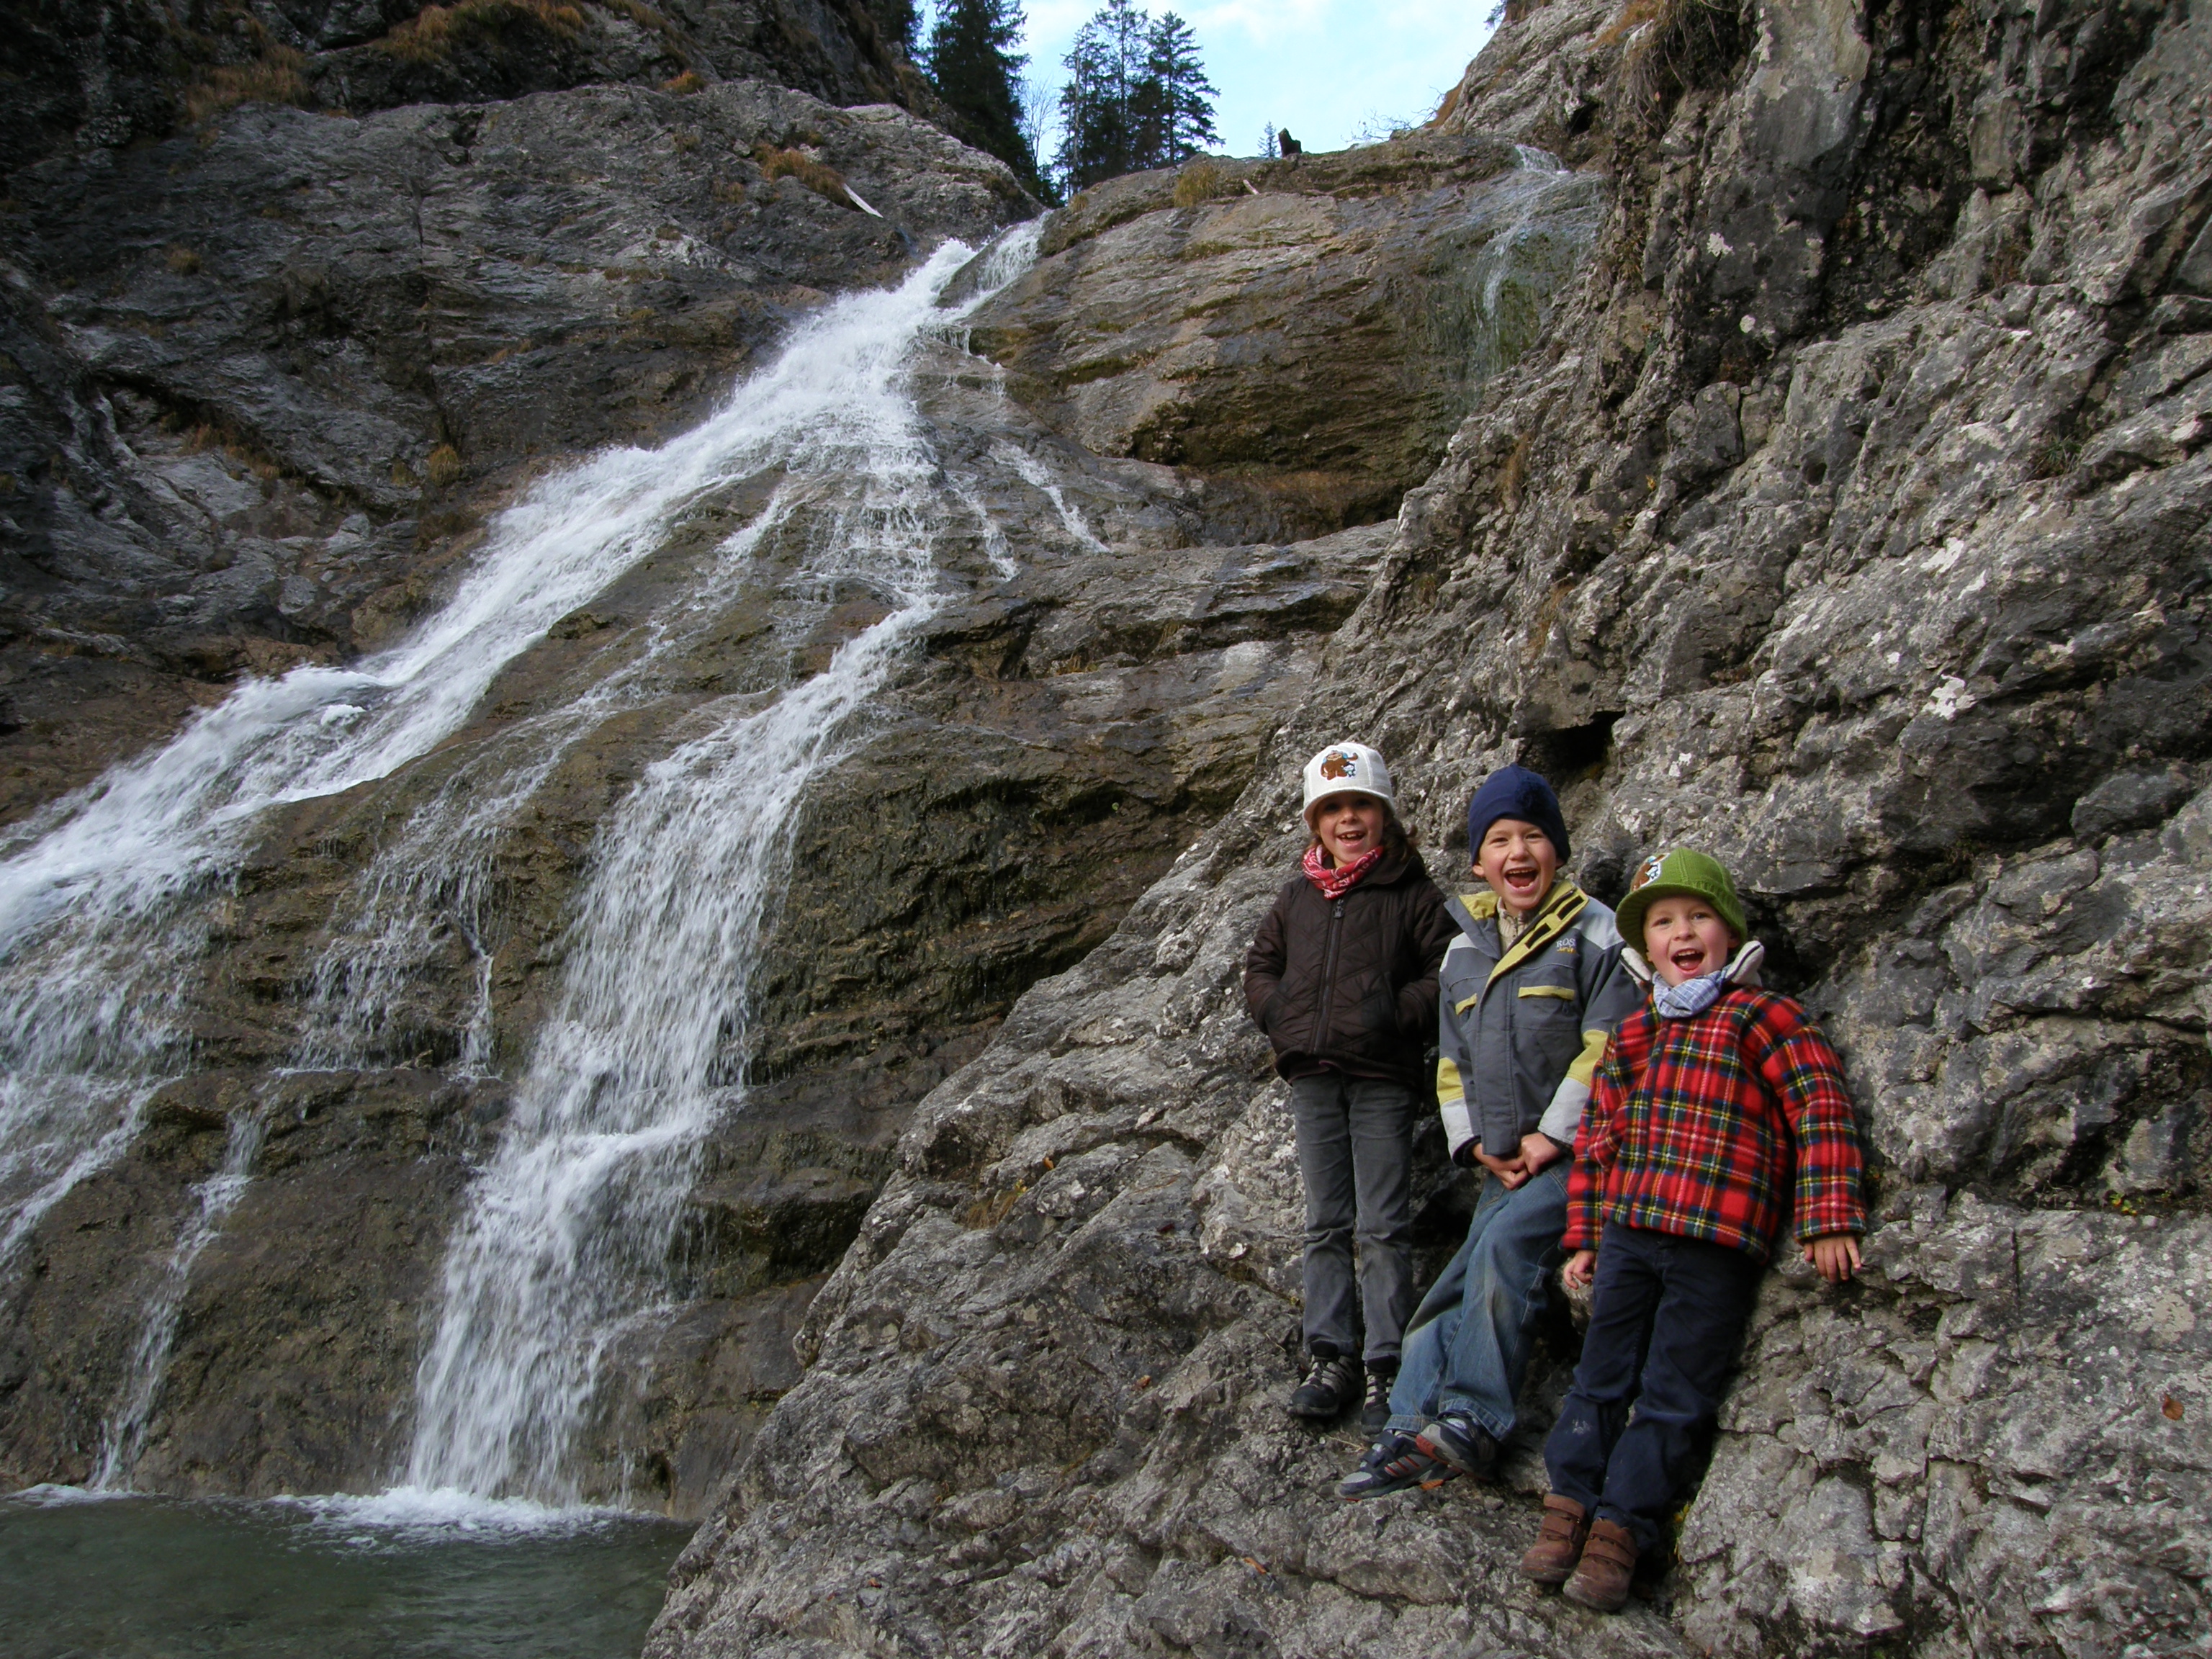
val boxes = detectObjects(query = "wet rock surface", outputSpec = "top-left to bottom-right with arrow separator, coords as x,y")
649,0 -> 2212,1653
967,137 -> 1606,535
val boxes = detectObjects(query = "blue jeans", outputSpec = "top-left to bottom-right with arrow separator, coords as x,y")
1385,1161 -> 1568,1440
1543,1223 -> 1763,1552
1289,1072 -> 1417,1363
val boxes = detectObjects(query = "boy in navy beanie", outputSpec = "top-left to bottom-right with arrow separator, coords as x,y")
1339,765 -> 1639,1499
1465,765 -> 1573,871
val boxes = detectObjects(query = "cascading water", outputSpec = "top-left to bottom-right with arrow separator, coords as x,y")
93,1110 -> 268,1487
401,238 -> 1020,1498
0,258 -> 940,1256
0,220 -> 1041,1496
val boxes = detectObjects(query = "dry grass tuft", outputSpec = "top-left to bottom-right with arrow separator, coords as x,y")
962,1183 -> 1027,1230
1607,0 -> 1748,126
381,0 -> 585,65
164,245 -> 203,276
598,0 -> 678,32
1172,159 -> 1226,208
424,444 -> 463,487
754,145 -> 854,208
1597,0 -> 1668,48
712,178 -> 747,204
183,48 -> 310,123
662,70 -> 705,94
1500,431 -> 1531,509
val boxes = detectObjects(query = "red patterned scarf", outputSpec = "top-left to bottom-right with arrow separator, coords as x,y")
1303,841 -> 1384,899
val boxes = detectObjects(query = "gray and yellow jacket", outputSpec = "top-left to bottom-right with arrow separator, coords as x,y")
1437,879 -> 1639,1163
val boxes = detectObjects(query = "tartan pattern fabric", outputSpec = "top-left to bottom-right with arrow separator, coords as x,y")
1564,989 -> 1866,1263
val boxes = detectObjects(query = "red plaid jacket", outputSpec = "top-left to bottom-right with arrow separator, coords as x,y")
1565,988 -> 1866,1263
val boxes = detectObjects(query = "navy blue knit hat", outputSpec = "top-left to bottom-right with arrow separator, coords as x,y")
1466,765 -> 1570,864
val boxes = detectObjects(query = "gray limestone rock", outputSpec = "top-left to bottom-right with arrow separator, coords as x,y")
651,0 -> 2212,1653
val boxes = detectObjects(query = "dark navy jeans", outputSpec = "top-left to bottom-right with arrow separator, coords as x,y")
1544,1223 -> 1764,1552
1385,1162 -> 1568,1441
1288,1072 -> 1417,1364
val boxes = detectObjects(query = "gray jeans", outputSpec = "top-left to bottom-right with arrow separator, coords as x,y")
1289,1072 -> 1417,1364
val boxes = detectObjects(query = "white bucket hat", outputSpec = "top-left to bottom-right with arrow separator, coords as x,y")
1301,741 -> 1396,827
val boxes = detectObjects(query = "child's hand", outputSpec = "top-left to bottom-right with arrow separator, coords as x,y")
1563,1249 -> 1596,1288
1473,1146 -> 1529,1189
1803,1233 -> 1862,1283
1519,1133 -> 1563,1175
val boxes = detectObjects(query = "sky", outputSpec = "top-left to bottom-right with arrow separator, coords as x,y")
999,0 -> 1502,161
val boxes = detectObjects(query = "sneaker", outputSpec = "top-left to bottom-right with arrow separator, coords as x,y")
1336,1432 -> 1453,1501
1358,1364 -> 1397,1436
1287,1351 -> 1361,1419
1413,1413 -> 1497,1478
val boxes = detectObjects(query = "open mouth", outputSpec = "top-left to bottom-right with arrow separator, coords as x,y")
1670,944 -> 1711,975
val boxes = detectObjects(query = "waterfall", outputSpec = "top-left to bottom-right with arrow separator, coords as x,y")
377,225 -> 1041,1501
0,219 -> 1042,1498
93,1110 -> 268,1488
0,238 -> 986,1255
399,261 -> 964,1498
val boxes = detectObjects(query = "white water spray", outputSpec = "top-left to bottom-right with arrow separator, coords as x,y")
0,251 -> 958,1251
94,1110 -> 266,1488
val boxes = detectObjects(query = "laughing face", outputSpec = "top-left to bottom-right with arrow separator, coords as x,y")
1475,817 -> 1557,917
1311,793 -> 1388,867
1641,894 -> 1740,986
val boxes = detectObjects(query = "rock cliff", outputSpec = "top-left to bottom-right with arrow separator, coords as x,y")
0,17 -> 1597,1513
1,0 -> 2206,1647
647,0 -> 2212,1655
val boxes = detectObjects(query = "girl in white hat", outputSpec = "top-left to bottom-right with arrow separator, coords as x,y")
1243,742 -> 1458,1430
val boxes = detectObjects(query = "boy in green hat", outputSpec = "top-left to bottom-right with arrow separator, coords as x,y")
1520,848 -> 1866,1612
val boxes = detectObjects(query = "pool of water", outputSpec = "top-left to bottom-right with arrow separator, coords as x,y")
0,1485 -> 693,1658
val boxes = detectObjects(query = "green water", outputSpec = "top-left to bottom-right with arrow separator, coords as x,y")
0,1487 -> 691,1658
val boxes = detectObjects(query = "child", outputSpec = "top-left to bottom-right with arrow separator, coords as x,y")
1244,742 -> 1458,1429
1338,765 -> 1638,1499
1521,848 -> 1866,1611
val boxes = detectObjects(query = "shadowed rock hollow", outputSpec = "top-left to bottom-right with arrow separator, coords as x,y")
645,0 -> 2212,1654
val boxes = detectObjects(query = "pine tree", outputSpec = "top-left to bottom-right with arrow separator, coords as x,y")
923,0 -> 1046,196
1053,0 -> 1217,191
1143,12 -> 1218,163
1056,0 -> 1150,190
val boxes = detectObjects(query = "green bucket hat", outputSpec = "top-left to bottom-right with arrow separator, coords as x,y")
1614,848 -> 1749,947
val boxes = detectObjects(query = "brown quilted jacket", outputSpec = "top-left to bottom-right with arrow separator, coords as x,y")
1243,847 -> 1458,1089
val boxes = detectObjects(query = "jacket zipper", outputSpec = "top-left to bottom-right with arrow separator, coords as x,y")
1315,896 -> 1346,1045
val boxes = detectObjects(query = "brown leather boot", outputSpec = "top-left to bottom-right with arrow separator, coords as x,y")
1562,1516 -> 1638,1612
1519,1494 -> 1591,1585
